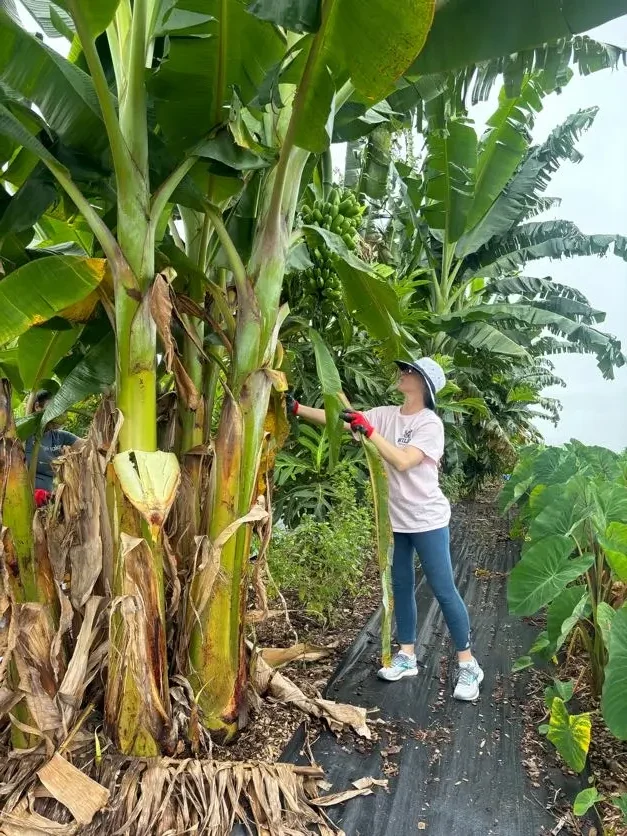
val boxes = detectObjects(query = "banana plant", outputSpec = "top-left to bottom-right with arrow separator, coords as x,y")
1,0 -> 627,760
0,0 -> 437,750
380,75 -> 626,379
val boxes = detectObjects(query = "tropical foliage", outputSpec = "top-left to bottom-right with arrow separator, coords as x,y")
281,69 -> 626,496
502,442 -> 627,790
0,3 -> 626,828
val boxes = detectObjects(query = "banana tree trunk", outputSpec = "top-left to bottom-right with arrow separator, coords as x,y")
0,380 -> 57,748
187,150 -> 308,736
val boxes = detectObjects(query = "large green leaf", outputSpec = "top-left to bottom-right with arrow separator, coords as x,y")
409,0 -> 627,76
488,275 -> 592,305
303,225 -> 402,352
507,534 -> 593,616
528,477 -> 596,543
474,221 -> 620,278
0,255 -> 106,345
546,585 -> 590,652
54,0 -> 120,37
462,109 -> 597,253
450,301 -> 625,380
17,324 -> 82,391
547,697 -> 591,773
363,437 -> 393,668
309,328 -> 344,470
590,481 -> 627,536
289,0 -> 434,153
151,0 -> 285,150
42,330 -> 115,426
599,522 -> 627,582
460,76 -> 544,245
0,11 -> 104,151
17,0 -> 74,39
422,117 -> 477,244
434,319 -> 529,359
601,604 -> 627,740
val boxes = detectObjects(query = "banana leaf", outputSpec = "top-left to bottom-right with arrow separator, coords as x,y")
309,328 -> 393,665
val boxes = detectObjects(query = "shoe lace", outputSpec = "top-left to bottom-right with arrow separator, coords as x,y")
392,652 -> 411,667
456,666 -> 476,687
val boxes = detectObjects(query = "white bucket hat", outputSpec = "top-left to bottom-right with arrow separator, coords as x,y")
394,355 -> 446,409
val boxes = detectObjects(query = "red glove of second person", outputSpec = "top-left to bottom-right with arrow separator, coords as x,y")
340,410 -> 375,438
34,489 -> 52,508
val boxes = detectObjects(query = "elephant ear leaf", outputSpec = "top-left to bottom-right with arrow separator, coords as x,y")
601,604 -> 627,741
507,534 -> 594,616
547,697 -> 591,773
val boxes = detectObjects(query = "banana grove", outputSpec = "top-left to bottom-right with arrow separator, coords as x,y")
1,0 -> 627,766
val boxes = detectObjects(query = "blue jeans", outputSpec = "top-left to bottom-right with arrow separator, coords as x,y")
392,527 -> 471,652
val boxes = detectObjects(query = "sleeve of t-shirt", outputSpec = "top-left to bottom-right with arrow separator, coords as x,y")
409,416 -> 444,463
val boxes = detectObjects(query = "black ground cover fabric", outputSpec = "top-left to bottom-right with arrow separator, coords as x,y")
277,499 -> 581,836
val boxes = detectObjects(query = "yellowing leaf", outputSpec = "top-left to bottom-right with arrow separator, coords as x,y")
547,697 -> 591,772
113,451 -> 180,538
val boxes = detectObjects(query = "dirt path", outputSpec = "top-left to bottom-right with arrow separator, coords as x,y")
280,498 -> 576,836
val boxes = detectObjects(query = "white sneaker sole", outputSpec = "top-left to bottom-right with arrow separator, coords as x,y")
453,668 -> 484,701
377,667 -> 419,682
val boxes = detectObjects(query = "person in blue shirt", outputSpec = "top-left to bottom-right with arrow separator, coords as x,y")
25,390 -> 79,502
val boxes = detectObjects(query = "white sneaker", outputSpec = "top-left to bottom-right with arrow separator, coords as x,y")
453,658 -> 484,701
377,651 -> 419,681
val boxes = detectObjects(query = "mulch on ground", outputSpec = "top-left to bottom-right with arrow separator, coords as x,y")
211,558 -> 384,764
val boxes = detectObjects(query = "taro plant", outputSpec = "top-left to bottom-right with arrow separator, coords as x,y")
502,442 -> 627,775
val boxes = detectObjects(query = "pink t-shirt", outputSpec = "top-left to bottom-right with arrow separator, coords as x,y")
364,406 -> 451,533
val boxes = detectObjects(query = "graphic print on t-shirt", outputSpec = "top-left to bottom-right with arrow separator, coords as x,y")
397,428 -> 413,446
363,405 -> 451,532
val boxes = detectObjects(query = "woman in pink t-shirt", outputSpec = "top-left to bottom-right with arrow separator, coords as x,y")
288,355 -> 483,701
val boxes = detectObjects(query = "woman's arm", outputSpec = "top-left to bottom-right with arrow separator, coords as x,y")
295,404 -> 327,425
369,431 -> 425,472
340,410 -> 425,473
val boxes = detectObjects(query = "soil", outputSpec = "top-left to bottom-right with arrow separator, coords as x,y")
211,558 -> 384,764
520,650 -> 627,836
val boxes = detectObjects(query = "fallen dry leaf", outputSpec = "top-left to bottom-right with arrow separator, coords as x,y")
260,643 -> 333,669
37,753 -> 109,825
352,777 -> 388,791
0,796 -> 80,835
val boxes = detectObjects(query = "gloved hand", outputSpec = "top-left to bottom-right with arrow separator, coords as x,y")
34,489 -> 52,508
340,409 -> 375,438
285,392 -> 300,416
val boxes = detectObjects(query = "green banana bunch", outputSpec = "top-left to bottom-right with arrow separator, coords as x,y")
287,184 -> 365,318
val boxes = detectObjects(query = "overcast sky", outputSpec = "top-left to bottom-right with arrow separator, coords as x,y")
472,18 -> 627,452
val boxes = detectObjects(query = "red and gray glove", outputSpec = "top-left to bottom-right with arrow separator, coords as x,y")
34,489 -> 52,508
340,409 -> 375,438
286,393 -> 300,416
